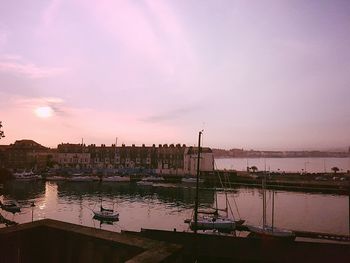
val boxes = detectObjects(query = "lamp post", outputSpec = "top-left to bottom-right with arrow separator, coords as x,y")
304,161 -> 309,174
31,201 -> 35,222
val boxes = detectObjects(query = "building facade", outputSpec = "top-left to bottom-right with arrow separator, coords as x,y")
3,140 -> 51,170
1,140 -> 215,175
183,147 -> 215,176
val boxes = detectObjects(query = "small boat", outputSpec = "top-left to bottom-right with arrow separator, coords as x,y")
136,180 -> 153,186
142,176 -> 165,182
181,177 -> 204,183
102,176 -> 131,182
190,215 -> 236,232
0,200 -> 21,213
185,131 -> 241,234
247,173 -> 295,240
247,225 -> 295,240
46,176 -> 66,181
68,174 -> 99,182
14,171 -> 41,181
93,205 -> 119,221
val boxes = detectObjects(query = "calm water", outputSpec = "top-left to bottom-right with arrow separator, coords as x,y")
215,157 -> 350,173
0,181 -> 348,236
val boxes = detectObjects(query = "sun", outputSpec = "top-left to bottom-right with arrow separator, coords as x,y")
34,106 -> 54,118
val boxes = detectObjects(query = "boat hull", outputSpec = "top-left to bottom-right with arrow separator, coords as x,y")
93,211 -> 119,221
190,217 -> 236,232
0,201 -> 21,213
247,225 -> 295,240
102,176 -> 130,182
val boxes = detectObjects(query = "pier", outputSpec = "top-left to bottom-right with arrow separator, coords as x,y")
206,170 -> 350,195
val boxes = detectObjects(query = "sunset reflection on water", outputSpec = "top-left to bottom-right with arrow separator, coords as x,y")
0,181 -> 348,235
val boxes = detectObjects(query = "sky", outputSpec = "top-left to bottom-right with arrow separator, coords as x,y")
0,0 -> 349,150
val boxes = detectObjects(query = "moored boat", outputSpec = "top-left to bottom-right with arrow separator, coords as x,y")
190,215 -> 236,232
247,225 -> 295,240
14,171 -> 41,181
46,176 -> 66,181
102,176 -> 130,182
136,180 -> 153,186
93,209 -> 119,221
68,174 -> 99,182
247,172 -> 295,240
181,177 -> 204,183
0,200 -> 21,213
142,176 -> 165,182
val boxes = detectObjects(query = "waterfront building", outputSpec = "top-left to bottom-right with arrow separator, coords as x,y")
156,144 -> 187,175
0,140 -> 215,176
117,144 -> 156,169
55,143 -> 90,169
88,144 -> 116,169
4,140 -> 51,170
184,147 -> 214,176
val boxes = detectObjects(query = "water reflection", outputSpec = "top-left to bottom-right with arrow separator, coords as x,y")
0,181 -> 348,236
1,181 -> 45,201
56,181 -> 215,207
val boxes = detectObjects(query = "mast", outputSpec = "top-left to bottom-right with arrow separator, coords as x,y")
272,189 -> 275,232
193,130 -> 202,234
263,160 -> 267,230
262,175 -> 266,230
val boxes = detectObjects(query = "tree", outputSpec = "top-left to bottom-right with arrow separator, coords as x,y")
0,121 -> 4,139
331,166 -> 339,174
250,166 -> 258,173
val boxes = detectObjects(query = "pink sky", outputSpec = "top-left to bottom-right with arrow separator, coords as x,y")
0,0 -> 349,150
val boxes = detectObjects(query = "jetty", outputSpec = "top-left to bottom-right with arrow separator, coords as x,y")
203,170 -> 350,195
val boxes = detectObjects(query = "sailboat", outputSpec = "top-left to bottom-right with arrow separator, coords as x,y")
93,199 -> 119,221
247,173 -> 295,240
187,131 -> 236,233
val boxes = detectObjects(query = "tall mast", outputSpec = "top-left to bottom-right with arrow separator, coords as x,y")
272,189 -> 275,231
263,160 -> 266,230
193,130 -> 202,234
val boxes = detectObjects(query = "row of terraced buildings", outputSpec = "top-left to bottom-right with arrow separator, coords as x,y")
0,140 -> 214,176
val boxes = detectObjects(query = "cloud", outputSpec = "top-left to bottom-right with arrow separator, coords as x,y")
42,0 -> 62,28
0,56 -> 68,78
79,0 -> 195,75
14,96 -> 66,116
0,27 -> 8,49
142,106 -> 199,123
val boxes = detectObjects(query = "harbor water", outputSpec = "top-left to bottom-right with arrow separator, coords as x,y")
0,180 -> 348,236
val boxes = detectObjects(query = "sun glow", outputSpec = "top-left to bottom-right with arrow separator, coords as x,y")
34,106 -> 53,118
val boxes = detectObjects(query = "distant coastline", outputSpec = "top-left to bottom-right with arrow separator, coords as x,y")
212,148 -> 350,159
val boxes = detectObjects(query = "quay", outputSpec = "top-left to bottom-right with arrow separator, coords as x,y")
125,228 -> 350,262
0,219 -> 181,263
204,170 -> 350,195
1,219 -> 349,263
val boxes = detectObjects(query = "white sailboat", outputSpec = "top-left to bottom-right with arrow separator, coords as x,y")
187,131 -> 236,233
247,173 -> 295,240
93,200 -> 119,221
